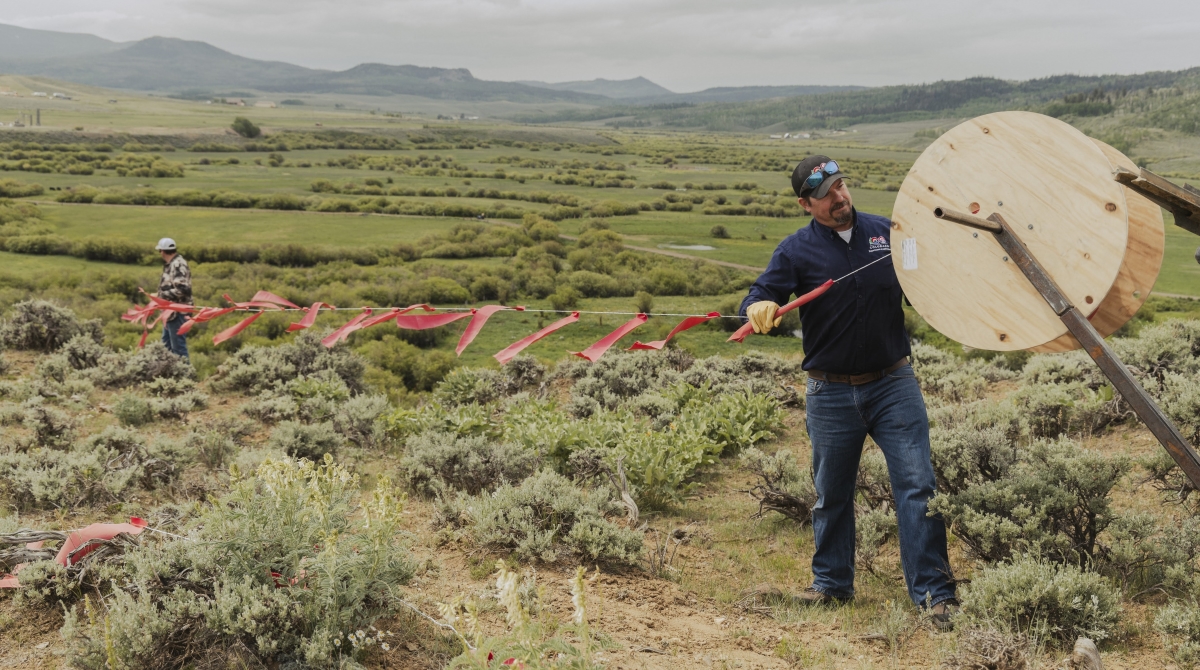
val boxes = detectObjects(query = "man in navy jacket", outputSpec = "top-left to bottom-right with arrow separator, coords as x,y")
740,155 -> 957,626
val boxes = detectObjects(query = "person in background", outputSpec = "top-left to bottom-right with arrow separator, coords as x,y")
155,237 -> 192,359
739,155 -> 958,628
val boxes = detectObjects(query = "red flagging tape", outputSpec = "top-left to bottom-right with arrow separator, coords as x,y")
136,311 -> 170,349
728,279 -> 835,343
354,304 -> 435,332
321,309 -> 373,348
494,312 -> 580,364
395,311 -> 473,330
213,312 -> 263,345
179,306 -> 237,335
222,294 -> 287,311
571,313 -> 648,362
1,518 -> 147,587
286,302 -> 336,333
251,290 -> 301,310
629,312 -> 720,350
456,305 -> 509,356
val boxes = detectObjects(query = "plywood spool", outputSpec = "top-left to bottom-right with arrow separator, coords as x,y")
891,111 -> 1130,351
1031,139 -> 1165,352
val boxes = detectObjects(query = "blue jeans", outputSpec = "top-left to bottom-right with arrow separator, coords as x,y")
161,312 -> 189,360
804,364 -> 955,608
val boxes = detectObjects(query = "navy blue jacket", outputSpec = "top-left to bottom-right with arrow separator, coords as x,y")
739,209 -> 910,374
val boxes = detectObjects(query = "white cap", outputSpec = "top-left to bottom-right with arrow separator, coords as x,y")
155,237 -> 177,251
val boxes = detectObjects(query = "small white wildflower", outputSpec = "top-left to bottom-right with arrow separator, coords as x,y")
333,639 -> 341,647
356,630 -> 366,639
381,643 -> 390,651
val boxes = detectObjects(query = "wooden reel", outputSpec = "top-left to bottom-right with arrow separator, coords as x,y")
891,111 -> 1163,352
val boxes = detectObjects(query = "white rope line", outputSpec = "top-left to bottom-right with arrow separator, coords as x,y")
155,257 -> 895,321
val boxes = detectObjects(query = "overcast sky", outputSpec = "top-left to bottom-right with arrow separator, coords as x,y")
8,0 -> 1200,92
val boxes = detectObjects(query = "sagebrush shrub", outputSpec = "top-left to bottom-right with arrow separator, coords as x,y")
1099,512 -> 1200,596
143,376 -> 197,397
1155,600 -> 1200,668
569,349 -> 694,411
911,342 -> 1014,402
148,391 -> 208,419
402,432 -> 538,497
244,393 -> 299,423
113,394 -> 154,427
0,300 -> 102,352
212,331 -> 366,395
1021,352 -> 1091,386
500,354 -> 546,393
60,334 -> 107,371
739,447 -> 817,525
62,456 -> 414,669
184,417 -> 253,471
436,468 -> 642,564
268,420 -> 342,460
333,394 -> 390,448
941,627 -> 1030,670
962,556 -> 1121,643
929,425 -> 1016,496
434,367 -> 504,406
681,350 -> 803,402
0,426 -> 176,510
856,507 -> 897,574
1161,370 -> 1200,444
88,342 -> 194,389
1113,320 -> 1200,388
21,396 -> 77,447
929,438 -> 1129,564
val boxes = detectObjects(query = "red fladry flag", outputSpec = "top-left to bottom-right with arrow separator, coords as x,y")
287,302 -> 335,332
629,312 -> 720,350
728,279 -> 835,343
250,290 -> 301,310
178,306 -> 238,335
322,309 -> 373,348
222,293 -> 288,311
395,312 -> 473,330
494,312 -> 580,364
456,305 -> 511,356
3,519 -> 148,587
137,311 -> 169,349
145,294 -> 197,314
571,313 -> 648,362
213,312 -> 263,345
355,304 -> 435,332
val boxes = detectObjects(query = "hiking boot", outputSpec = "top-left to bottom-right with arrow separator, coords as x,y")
794,586 -> 851,606
929,599 -> 960,631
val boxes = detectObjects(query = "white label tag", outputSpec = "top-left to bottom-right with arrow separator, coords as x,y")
901,238 -> 918,270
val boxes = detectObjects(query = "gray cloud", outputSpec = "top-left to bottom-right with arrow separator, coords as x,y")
9,0 -> 1200,91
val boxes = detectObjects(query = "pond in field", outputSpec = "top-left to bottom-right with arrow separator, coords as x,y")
659,244 -> 717,251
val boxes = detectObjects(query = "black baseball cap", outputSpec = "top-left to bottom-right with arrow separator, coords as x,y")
791,154 -> 846,199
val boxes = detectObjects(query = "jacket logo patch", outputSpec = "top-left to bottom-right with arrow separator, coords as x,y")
868,235 -> 888,252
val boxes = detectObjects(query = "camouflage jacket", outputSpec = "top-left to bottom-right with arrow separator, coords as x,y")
158,254 -> 193,305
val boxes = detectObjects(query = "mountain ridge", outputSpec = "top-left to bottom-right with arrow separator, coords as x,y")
0,24 -> 862,106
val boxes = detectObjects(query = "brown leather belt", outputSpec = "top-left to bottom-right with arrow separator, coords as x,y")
806,357 -> 909,386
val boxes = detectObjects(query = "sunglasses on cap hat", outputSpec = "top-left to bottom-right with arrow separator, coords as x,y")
804,160 -> 840,191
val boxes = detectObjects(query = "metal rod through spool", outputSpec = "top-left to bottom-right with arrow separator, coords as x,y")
933,207 -> 1002,233
933,206 -> 1200,489
1113,167 -> 1200,238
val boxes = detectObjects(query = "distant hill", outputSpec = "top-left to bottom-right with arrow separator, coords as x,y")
515,69 -> 1200,136
0,25 -> 610,103
661,85 -> 867,104
518,76 -> 674,99
0,23 -> 123,61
